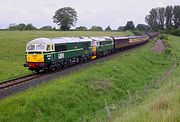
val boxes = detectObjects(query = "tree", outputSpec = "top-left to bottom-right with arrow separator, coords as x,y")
90,26 -> 103,31
136,24 -> 149,31
9,23 -> 18,30
53,7 -> 77,31
18,23 -> 26,30
25,24 -> 36,30
165,6 -> 173,29
105,26 -> 112,31
40,26 -> 53,30
157,7 -> 165,30
145,8 -> 159,30
124,21 -> 135,30
117,26 -> 124,31
75,26 -> 87,31
173,5 -> 180,29
8,23 -> 37,30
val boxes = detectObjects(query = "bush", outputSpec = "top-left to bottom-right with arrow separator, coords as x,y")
157,34 -> 168,40
131,29 -> 142,36
171,29 -> 180,36
164,28 -> 180,36
164,48 -> 172,55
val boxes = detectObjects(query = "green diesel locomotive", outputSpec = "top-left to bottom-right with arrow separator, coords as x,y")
24,34 -> 157,72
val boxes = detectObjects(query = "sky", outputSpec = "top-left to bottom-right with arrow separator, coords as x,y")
0,0 -> 179,29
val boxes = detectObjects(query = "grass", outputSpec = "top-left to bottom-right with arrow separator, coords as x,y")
0,35 -> 173,122
0,30 -> 133,82
113,35 -> 180,122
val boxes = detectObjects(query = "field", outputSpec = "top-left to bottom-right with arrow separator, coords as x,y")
113,35 -> 180,122
0,32 -> 173,121
0,31 -> 132,82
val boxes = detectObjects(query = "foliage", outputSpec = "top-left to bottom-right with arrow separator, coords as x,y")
40,26 -> 53,30
145,8 -> 159,31
130,29 -> 142,36
105,26 -> 112,31
9,23 -> 37,30
90,26 -> 103,31
25,24 -> 37,30
53,7 -> 77,31
117,26 -> 124,31
173,5 -> 180,29
124,21 -> 135,31
164,28 -> 180,36
171,29 -> 180,36
165,6 -> 173,29
136,24 -> 149,32
75,26 -> 88,31
157,7 -> 165,30
157,34 -> 168,40
164,48 -> 172,55
0,37 -> 172,122
145,5 -> 180,31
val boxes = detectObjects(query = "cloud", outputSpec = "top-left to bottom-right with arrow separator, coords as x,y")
0,0 -> 179,29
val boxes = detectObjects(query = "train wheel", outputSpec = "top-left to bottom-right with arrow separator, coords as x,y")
35,69 -> 40,73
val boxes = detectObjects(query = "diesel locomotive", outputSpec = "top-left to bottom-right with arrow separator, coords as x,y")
24,33 -> 158,72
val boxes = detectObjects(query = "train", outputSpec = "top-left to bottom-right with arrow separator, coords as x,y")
24,33 -> 159,72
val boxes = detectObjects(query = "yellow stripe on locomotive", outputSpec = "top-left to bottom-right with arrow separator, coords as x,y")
26,54 -> 44,62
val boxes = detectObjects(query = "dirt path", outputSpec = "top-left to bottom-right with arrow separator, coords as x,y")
153,40 -> 165,53
153,39 -> 177,82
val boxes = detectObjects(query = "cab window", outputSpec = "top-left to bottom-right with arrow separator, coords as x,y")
36,44 -> 45,50
27,44 -> 35,50
46,45 -> 51,51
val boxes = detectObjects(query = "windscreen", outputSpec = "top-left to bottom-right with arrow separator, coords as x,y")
27,44 -> 45,51
36,44 -> 45,50
27,44 -> 35,50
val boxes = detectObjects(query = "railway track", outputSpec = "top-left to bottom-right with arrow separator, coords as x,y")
0,74 -> 42,90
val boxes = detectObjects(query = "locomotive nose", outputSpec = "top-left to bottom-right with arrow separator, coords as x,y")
26,54 -> 44,62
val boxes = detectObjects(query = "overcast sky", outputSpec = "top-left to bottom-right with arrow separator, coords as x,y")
0,0 -> 179,29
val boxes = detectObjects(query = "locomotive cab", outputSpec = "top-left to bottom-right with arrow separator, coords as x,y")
24,38 -> 54,71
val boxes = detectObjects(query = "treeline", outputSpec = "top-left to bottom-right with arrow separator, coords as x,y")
8,23 -> 56,31
75,21 -> 149,33
145,5 -> 180,36
8,22 -> 146,32
7,21 -> 148,36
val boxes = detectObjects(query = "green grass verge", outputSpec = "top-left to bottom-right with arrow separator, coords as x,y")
113,35 -> 180,122
0,31 -> 133,82
0,37 -> 172,122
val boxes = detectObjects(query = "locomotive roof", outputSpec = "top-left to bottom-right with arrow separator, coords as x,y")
128,36 -> 144,38
112,36 -> 129,40
90,36 -> 113,41
27,37 -> 92,45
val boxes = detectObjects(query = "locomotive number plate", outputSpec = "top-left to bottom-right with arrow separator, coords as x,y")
58,53 -> 64,59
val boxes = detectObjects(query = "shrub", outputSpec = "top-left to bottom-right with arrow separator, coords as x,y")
171,29 -> 180,36
164,48 -> 172,55
157,34 -> 168,40
131,30 -> 142,36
